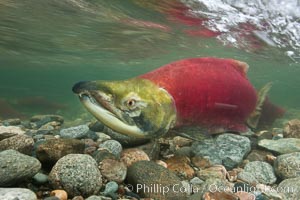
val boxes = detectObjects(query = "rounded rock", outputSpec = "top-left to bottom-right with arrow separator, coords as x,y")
0,134 -> 34,155
120,148 -> 150,167
258,138 -> 300,154
50,190 -> 68,200
127,160 -> 187,200
99,158 -> 127,183
99,140 -> 122,158
0,125 -> 25,140
274,152 -> 300,179
191,133 -> 251,170
36,138 -> 85,165
33,172 -> 48,184
0,188 -> 37,200
277,177 -> 300,199
0,150 -> 41,186
49,154 -> 102,197
243,161 -> 277,184
165,156 -> 195,179
103,181 -> 119,195
197,165 -> 227,181
283,119 -> 300,138
59,125 -> 89,139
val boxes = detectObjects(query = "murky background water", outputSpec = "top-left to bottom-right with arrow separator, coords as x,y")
0,0 -> 299,123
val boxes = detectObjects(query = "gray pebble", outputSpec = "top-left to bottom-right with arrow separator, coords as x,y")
0,188 -> 37,200
0,134 -> 34,155
99,140 -> 123,158
274,152 -> 300,179
60,124 -> 89,139
277,177 -> 300,199
0,150 -> 41,186
191,133 -> 251,169
49,154 -> 102,197
32,172 -> 48,184
258,138 -> 300,154
243,161 -> 277,184
0,125 -> 25,140
103,181 -> 119,195
237,171 -> 259,185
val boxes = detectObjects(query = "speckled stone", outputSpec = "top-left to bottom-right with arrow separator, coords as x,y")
197,165 -> 227,181
277,177 -> 300,199
191,133 -> 251,169
258,138 -> 300,154
274,152 -> 300,179
0,150 -> 41,186
0,134 -> 34,155
0,125 -> 25,140
99,140 -> 122,158
237,171 -> 259,185
0,188 -> 37,200
283,119 -> 300,138
99,158 -> 127,183
165,156 -> 195,179
243,161 -> 277,184
127,160 -> 187,200
121,148 -> 150,167
49,154 -> 102,197
36,138 -> 85,165
59,125 -> 90,139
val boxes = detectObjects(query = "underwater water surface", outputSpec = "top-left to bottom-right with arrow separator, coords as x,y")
0,0 -> 299,124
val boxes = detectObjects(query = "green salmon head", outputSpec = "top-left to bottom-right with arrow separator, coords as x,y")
72,78 -> 176,138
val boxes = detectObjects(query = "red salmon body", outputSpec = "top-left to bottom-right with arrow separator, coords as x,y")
140,57 -> 257,132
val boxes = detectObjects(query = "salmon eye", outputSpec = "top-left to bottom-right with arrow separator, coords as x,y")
127,99 -> 136,108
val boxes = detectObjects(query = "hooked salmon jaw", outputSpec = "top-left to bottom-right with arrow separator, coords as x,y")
78,91 -> 146,138
73,78 -> 177,139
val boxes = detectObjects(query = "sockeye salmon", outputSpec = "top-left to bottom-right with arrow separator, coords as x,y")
72,57 -> 284,138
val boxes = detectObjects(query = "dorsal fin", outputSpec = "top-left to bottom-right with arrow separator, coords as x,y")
231,60 -> 249,76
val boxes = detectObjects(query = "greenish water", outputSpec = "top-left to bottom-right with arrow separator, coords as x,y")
0,0 -> 299,122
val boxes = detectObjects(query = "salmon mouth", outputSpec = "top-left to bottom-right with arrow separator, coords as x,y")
77,91 -> 146,138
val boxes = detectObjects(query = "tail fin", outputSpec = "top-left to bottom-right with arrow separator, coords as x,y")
247,82 -> 273,129
256,97 -> 285,129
